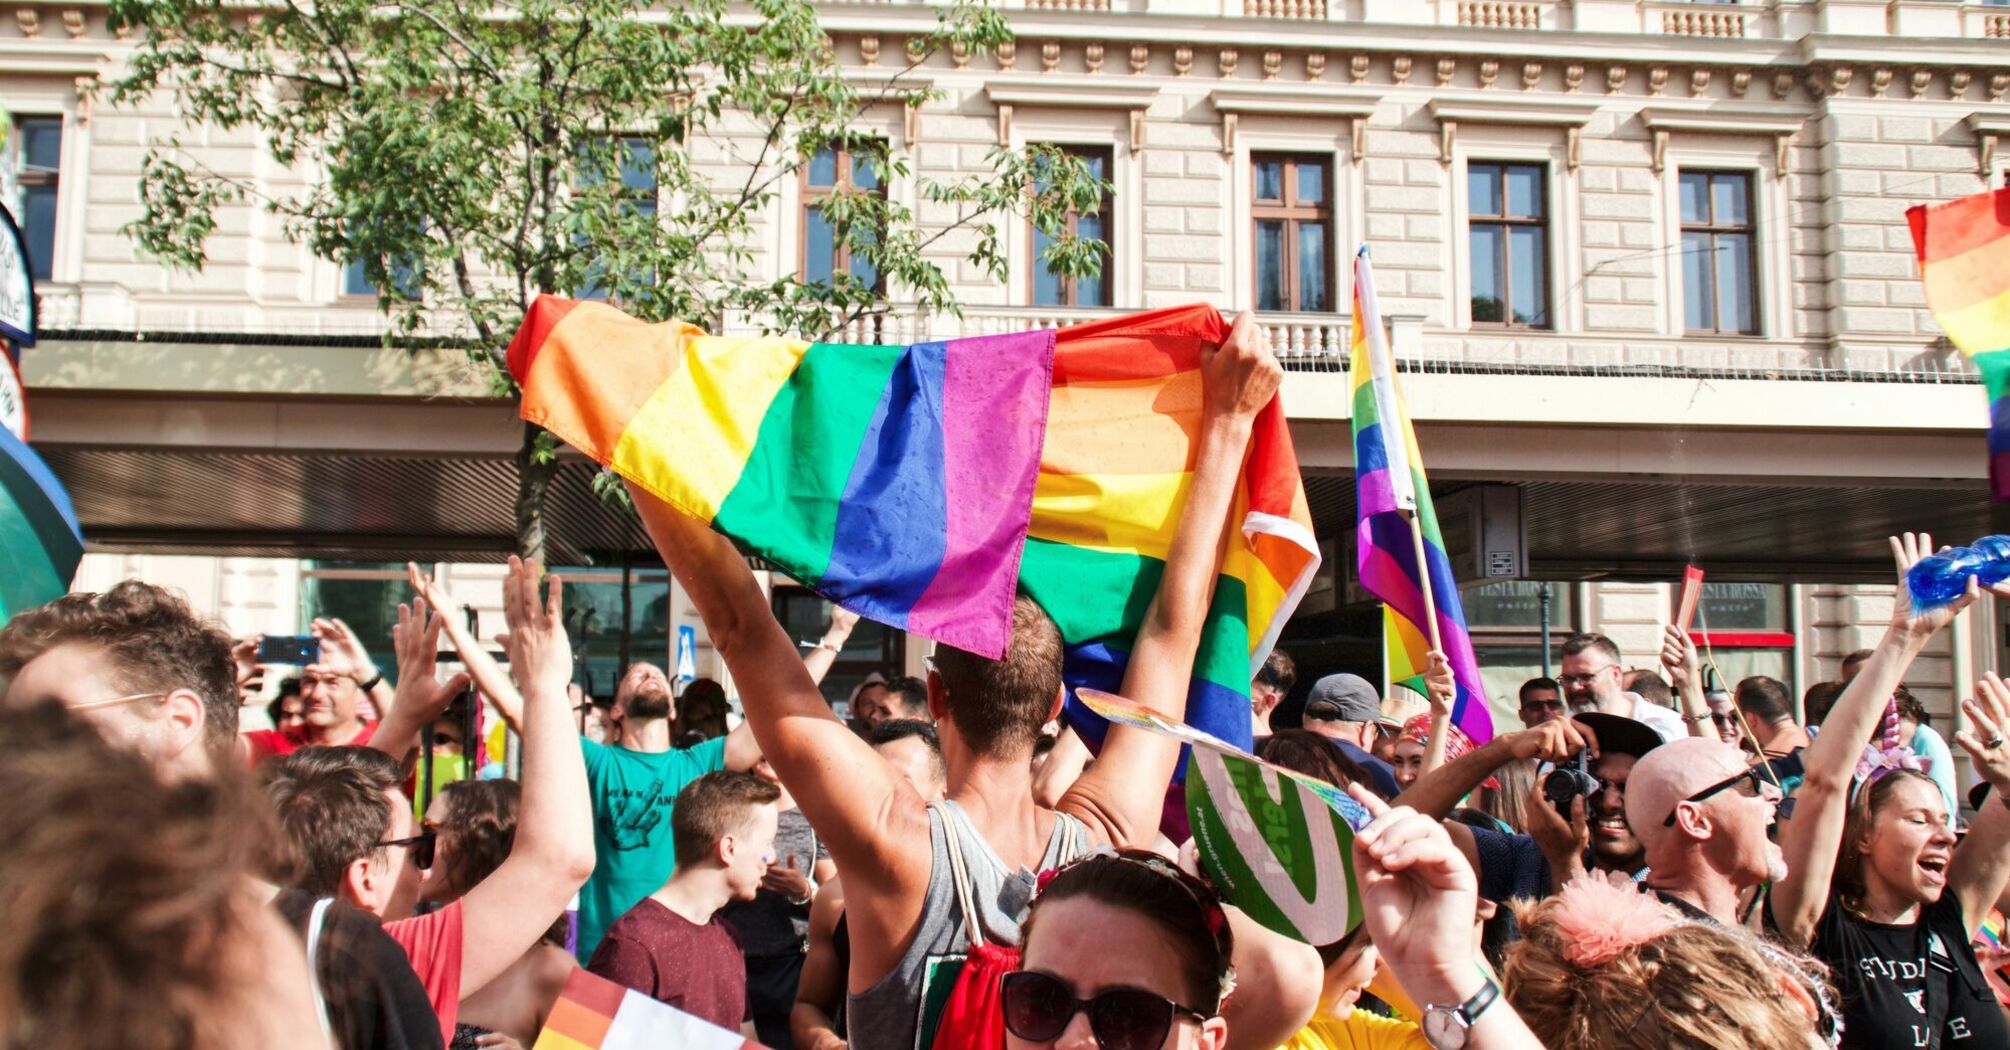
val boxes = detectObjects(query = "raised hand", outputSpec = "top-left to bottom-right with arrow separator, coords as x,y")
501,556 -> 572,700
1504,717 -> 1593,764
1346,783 -> 1481,993
1957,674 -> 2010,794
762,853 -> 812,901
307,615 -> 378,683
1423,649 -> 1455,716
391,596 -> 471,727
1524,775 -> 1590,886
1201,311 -> 1283,422
1659,624 -> 1699,690
1889,532 -> 2010,643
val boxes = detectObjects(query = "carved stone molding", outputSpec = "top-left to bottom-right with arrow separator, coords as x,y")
1174,46 -> 1193,77
1436,57 -> 1456,88
1219,49 -> 1238,78
1640,107 -> 1802,174
1870,68 -> 1892,98
1522,62 -> 1542,91
1690,69 -> 1710,98
1085,43 -> 1104,74
1730,70 -> 1750,99
1041,41 -> 1061,73
1911,70 -> 1933,100
1648,67 -> 1669,97
1305,53 -> 1325,81
994,40 -> 1014,70
63,8 -> 86,38
1606,66 -> 1627,94
1130,45 -> 1149,76
1969,111 -> 2010,176
1428,97 -> 1600,169
1212,87 -> 1380,160
16,8 -> 41,35
1262,51 -> 1282,81
985,81 -> 1160,151
1351,54 -> 1370,83
1564,64 -> 1584,93
859,34 -> 880,66
1392,56 -> 1412,85
1478,60 -> 1498,89
1773,72 -> 1795,100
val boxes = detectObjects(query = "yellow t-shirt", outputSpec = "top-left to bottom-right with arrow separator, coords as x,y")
1277,1012 -> 1433,1050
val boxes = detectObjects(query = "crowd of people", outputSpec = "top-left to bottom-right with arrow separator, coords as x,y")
4,316 -> 2010,1050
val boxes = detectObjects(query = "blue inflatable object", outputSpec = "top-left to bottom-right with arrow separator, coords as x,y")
1907,535 -> 2010,609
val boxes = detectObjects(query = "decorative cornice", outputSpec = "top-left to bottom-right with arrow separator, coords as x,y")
1966,109 -> 2010,176
1426,96 -> 1601,168
1639,106 -> 1804,173
983,80 -> 1160,150
1210,86 -> 1380,158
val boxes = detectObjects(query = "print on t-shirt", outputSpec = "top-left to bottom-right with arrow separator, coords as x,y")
600,777 -> 675,852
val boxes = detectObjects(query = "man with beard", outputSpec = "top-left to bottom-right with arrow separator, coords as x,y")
576,660 -> 761,962
1573,711 -> 1665,878
1558,632 -> 1686,742
1628,736 -> 1786,925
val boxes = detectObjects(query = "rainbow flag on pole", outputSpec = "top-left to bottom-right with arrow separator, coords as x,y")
533,968 -> 765,1050
509,300 -> 1319,756
1348,249 -> 1492,744
1908,188 -> 2010,501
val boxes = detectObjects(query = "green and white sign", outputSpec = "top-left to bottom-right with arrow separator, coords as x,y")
1078,689 -> 1369,946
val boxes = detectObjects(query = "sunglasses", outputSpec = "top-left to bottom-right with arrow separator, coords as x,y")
1001,970 -> 1207,1050
1663,766 -> 1766,826
377,829 -> 436,870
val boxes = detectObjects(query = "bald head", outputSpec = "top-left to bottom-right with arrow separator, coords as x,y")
1627,738 -> 1752,852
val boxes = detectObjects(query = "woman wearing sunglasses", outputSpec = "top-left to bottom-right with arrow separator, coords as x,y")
1768,534 -> 2010,1050
1006,851 -> 1234,1050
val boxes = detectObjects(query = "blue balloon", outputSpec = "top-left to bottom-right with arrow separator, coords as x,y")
1907,535 -> 2010,609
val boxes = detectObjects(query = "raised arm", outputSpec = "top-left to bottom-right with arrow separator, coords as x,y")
307,616 -> 395,718
1421,650 -> 1455,778
1771,533 -> 1987,948
627,480 -> 928,927
454,557 -> 596,995
802,606 -> 858,687
1397,718 -> 1587,820
1659,625 -> 1714,740
1949,674 -> 2010,935
1054,311 -> 1280,847
407,563 -> 524,734
792,878 -> 850,1050
367,597 -> 472,762
1032,725 -> 1091,809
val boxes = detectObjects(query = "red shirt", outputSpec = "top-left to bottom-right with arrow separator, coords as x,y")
384,900 -> 465,1046
586,898 -> 746,1031
242,720 -> 379,763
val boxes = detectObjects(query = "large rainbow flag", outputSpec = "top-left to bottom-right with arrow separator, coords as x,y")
533,967 -> 765,1049
509,299 -> 1319,756
1908,188 -> 2010,501
1349,249 -> 1492,744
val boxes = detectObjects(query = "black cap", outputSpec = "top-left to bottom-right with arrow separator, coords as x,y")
1574,712 -> 1664,761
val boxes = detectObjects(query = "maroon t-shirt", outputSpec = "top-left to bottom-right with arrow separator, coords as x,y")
586,897 -> 746,1030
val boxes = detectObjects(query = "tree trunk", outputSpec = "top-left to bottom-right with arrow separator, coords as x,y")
513,421 -> 559,563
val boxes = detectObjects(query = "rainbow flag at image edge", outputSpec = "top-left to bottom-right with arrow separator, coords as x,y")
1348,250 -> 1492,744
534,968 -> 765,1050
508,297 -> 1320,755
0,424 -> 84,622
1908,187 -> 2010,501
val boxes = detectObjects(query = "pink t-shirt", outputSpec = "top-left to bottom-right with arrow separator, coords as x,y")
385,900 -> 465,1046
242,720 -> 379,763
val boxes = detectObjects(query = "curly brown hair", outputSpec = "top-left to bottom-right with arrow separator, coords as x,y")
430,779 -> 569,946
0,700 -> 275,1050
0,580 -> 238,765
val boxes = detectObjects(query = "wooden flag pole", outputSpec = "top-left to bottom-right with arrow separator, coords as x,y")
1404,507 -> 1444,654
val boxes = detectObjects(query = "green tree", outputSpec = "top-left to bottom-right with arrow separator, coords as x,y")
106,0 -> 1108,561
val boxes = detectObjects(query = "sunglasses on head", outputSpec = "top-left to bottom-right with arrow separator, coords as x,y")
1001,970 -> 1208,1050
377,829 -> 436,870
1663,766 -> 1767,826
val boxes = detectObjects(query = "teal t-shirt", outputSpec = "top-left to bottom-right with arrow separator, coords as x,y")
575,735 -> 729,962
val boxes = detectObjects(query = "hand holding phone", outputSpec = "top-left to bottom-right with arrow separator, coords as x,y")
257,635 -> 321,666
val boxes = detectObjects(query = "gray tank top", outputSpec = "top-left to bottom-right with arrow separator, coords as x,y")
846,800 -> 1088,1050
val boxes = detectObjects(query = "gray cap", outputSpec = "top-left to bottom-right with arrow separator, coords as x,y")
1302,673 -> 1380,723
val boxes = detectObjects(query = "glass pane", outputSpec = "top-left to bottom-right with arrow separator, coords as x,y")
808,147 -> 839,188
1463,581 -> 1575,628
1296,162 -> 1325,205
21,118 -> 61,171
1712,174 -> 1749,227
1077,150 -> 1107,181
1468,165 -> 1501,218
1698,582 -> 1786,630
299,566 -> 405,675
1076,212 -> 1108,308
1077,212 -> 1105,246
850,224 -> 880,290
620,139 -> 655,193
343,257 -> 375,297
1505,166 -> 1543,219
1508,225 -> 1547,326
804,205 -> 836,282
1700,649 -> 1793,699
1298,222 -> 1328,312
23,184 -> 55,281
1033,226 -> 1062,306
1470,225 -> 1504,323
852,153 -> 881,192
1254,159 -> 1284,201
1076,272 -> 1106,308
1715,232 -> 1755,333
1256,220 -> 1284,311
1681,231 -> 1714,331
1678,173 -> 1710,226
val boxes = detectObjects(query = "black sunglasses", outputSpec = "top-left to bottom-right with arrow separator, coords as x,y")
1663,766 -> 1766,826
1001,971 -> 1208,1050
377,829 -> 436,870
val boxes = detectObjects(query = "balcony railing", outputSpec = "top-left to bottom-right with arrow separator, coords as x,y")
1456,2 -> 1549,30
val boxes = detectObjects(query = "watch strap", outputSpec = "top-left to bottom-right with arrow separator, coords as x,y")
1454,975 -> 1499,1026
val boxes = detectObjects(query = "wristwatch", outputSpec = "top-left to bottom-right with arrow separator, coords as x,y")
1420,976 -> 1500,1050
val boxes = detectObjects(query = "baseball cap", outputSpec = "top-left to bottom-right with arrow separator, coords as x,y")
1575,712 -> 1664,761
1302,673 -> 1381,723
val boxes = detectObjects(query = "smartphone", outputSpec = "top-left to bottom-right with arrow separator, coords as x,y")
258,635 -> 321,666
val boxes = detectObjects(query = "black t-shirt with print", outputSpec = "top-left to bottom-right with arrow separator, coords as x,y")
1807,885 -> 2009,1050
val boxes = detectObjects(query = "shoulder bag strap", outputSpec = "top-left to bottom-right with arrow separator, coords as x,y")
305,897 -> 336,1043
928,801 -> 986,949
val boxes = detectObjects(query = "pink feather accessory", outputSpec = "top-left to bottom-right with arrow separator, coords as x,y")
1547,876 -> 1683,968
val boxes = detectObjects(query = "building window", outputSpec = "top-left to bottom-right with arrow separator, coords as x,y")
1031,144 -> 1113,308
555,566 -> 674,699
12,116 -> 61,282
1463,580 -> 1577,712
1467,162 -> 1549,328
575,137 -> 658,300
1689,581 -> 1793,697
342,240 -> 423,299
801,141 -> 885,292
771,587 -> 904,710
299,562 -> 418,675
1679,171 -> 1758,335
1252,154 -> 1333,313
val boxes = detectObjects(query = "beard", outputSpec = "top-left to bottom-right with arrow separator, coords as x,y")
625,680 -> 672,721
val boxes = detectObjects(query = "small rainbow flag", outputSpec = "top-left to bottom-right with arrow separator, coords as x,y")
1349,249 -> 1492,744
509,300 -> 1319,758
1908,188 -> 2010,501
533,968 -> 764,1050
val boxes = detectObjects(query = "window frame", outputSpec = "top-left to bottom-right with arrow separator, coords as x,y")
571,135 -> 660,302
1677,169 -> 1761,337
798,138 -> 889,294
1028,143 -> 1115,309
1465,161 -> 1553,331
1250,153 -> 1336,314
12,114 -> 61,283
